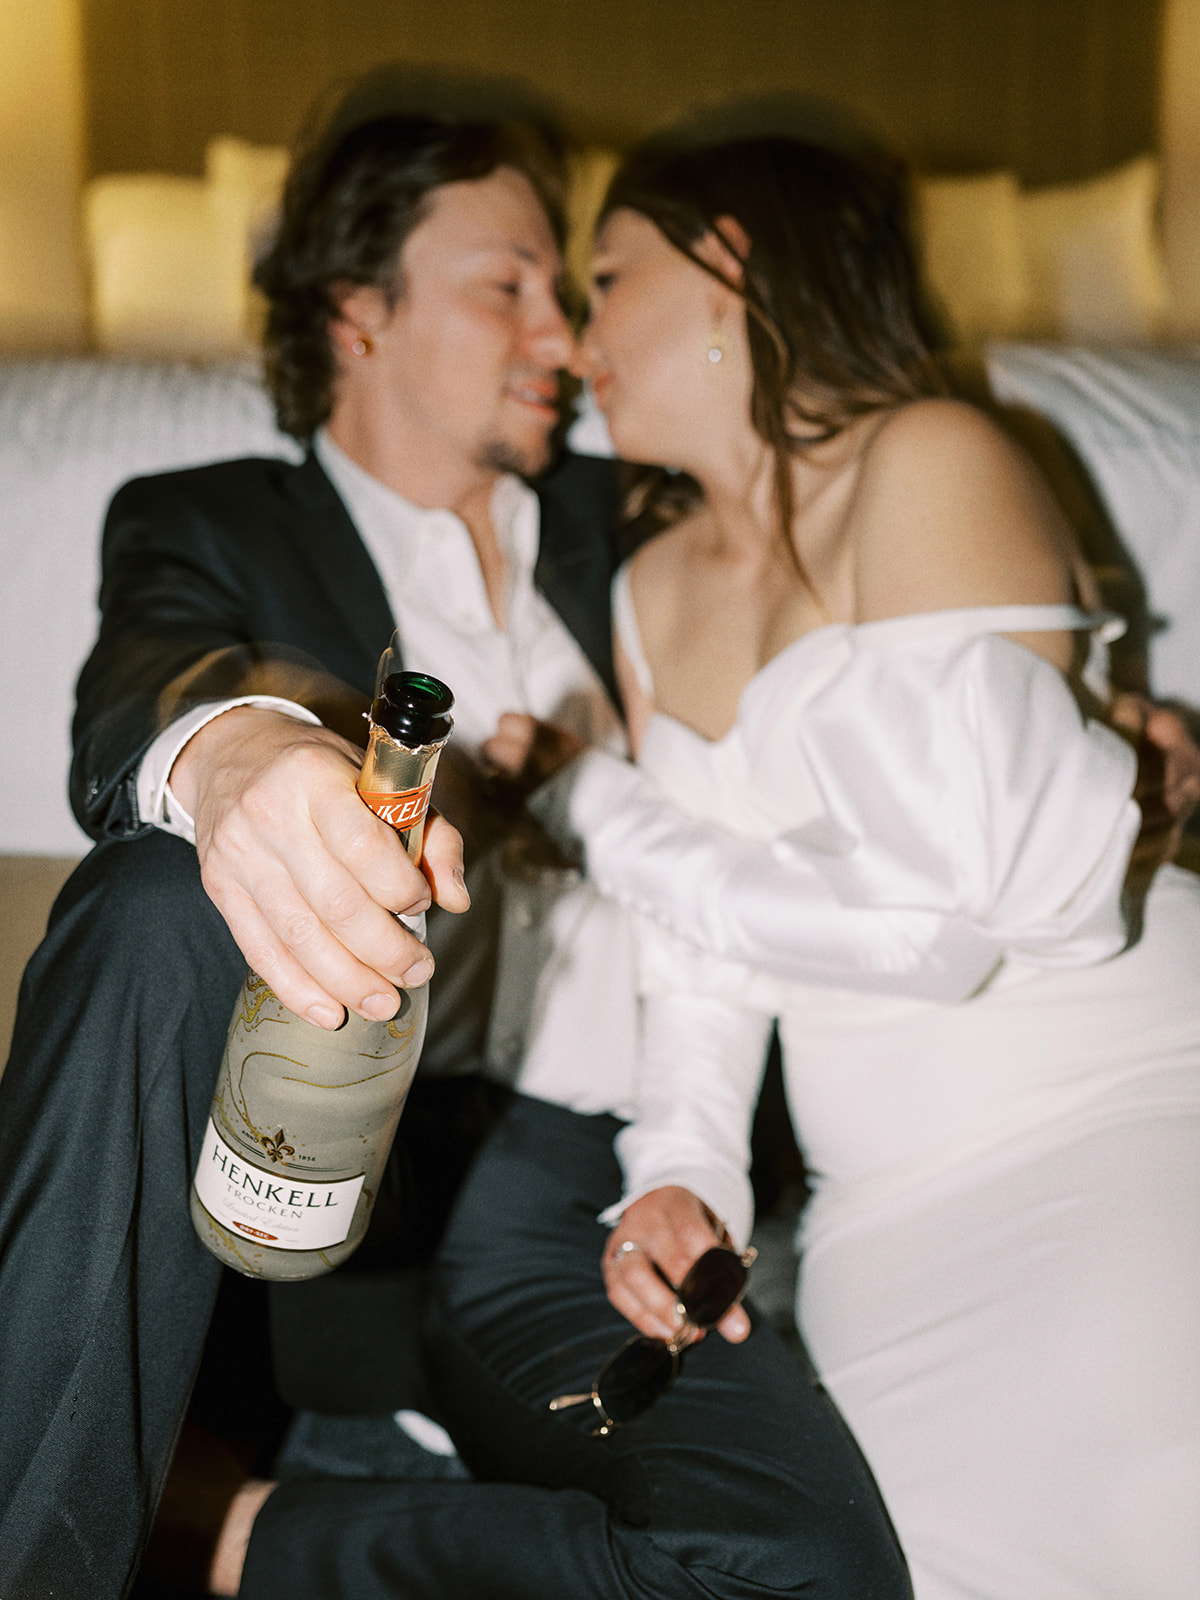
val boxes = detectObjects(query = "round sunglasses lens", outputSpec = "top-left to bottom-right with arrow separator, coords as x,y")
678,1247 -> 748,1327
595,1337 -> 678,1425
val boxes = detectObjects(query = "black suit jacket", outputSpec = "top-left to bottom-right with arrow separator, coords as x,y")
65,446 -> 626,1416
70,448 -> 624,841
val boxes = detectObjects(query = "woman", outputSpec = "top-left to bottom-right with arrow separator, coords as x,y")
497,128 -> 1200,1599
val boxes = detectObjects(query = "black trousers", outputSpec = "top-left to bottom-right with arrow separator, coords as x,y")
0,836 -> 909,1600
0,835 -> 241,1600
0,833 -> 494,1598
241,1096 -> 910,1600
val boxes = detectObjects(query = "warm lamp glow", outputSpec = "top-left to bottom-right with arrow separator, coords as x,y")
0,0 -> 86,350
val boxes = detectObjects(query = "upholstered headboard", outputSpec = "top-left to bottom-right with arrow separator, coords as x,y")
80,0 -> 1161,190
77,0 -> 1175,357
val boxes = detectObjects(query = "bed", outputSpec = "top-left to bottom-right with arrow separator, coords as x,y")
3,0 -> 1199,1052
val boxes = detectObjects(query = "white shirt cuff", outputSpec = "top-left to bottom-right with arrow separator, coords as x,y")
136,696 -> 323,844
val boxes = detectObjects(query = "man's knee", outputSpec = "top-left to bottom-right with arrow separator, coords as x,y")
40,832 -> 240,992
3,830 -> 243,1125
644,1439 -> 910,1600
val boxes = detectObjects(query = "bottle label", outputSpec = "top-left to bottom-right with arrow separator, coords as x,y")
357,782 -> 432,832
192,1118 -> 365,1251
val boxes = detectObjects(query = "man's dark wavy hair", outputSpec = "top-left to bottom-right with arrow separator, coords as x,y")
254,68 -> 568,440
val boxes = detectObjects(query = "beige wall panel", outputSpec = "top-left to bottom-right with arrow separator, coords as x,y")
80,0 -> 1161,185
1161,0 -> 1200,333
0,0 -> 87,349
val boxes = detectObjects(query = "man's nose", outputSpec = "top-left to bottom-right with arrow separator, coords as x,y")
529,295 -> 578,371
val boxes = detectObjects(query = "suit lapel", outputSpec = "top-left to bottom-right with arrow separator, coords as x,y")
281,452 -> 400,684
274,451 -> 619,703
534,453 -> 623,707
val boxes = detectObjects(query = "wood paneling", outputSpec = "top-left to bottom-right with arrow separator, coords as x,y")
79,0 -> 1163,185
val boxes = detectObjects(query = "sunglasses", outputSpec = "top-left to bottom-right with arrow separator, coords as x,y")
548,1245 -> 756,1437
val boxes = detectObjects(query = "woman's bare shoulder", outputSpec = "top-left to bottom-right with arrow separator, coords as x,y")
858,396 -> 1063,512
849,397 -> 1077,621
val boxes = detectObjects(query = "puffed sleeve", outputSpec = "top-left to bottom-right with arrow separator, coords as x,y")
530,629 -> 1141,1004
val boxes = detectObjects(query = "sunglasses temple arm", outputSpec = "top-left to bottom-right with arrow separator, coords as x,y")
548,1391 -> 593,1412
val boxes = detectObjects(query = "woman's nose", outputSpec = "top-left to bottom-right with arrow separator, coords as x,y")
569,324 -> 597,380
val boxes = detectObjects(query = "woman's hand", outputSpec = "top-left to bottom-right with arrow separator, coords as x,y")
602,1186 -> 751,1346
482,712 -> 584,797
1110,693 -> 1200,868
1141,702 -> 1200,832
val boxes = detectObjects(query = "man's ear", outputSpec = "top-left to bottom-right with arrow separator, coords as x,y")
329,280 -> 391,356
695,216 -> 751,288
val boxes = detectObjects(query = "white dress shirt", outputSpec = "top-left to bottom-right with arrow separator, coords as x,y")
137,430 -> 640,1118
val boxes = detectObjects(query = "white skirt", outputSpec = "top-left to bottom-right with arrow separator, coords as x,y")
781,866 -> 1200,1600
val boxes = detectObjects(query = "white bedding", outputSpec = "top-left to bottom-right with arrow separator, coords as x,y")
2,346 -> 1199,858
985,342 -> 1200,708
0,358 -> 299,855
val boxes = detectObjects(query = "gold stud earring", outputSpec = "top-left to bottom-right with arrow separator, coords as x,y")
351,336 -> 373,357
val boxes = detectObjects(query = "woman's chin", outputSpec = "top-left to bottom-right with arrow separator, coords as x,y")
606,417 -> 655,465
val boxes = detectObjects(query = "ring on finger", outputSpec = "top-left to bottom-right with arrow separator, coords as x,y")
614,1239 -> 645,1261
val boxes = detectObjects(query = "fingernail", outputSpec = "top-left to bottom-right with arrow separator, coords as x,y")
362,991 -> 400,1020
306,1003 -> 342,1029
452,866 -> 471,904
401,956 -> 435,988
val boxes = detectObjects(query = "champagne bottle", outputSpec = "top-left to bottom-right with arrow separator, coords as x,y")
190,668 -> 454,1281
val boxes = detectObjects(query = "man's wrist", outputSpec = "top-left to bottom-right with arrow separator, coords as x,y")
137,696 -> 323,842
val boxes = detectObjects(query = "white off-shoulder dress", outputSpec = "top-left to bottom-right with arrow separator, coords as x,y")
532,574 -> 1200,1600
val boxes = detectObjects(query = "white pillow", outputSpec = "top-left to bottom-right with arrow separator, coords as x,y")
84,175 -> 247,358
205,135 -> 289,207
1015,155 -> 1169,342
84,141 -> 289,358
205,137 -> 290,343
917,156 -> 1170,344
916,169 -> 1031,343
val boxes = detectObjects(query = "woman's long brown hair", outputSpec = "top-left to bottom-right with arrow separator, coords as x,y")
599,127 -> 949,585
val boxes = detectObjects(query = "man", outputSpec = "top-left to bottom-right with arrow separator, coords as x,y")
0,79 -> 911,1600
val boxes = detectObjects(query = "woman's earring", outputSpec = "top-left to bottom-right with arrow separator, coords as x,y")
707,329 -> 723,364
351,336 -> 373,357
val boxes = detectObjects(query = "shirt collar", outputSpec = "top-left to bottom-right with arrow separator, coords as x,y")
313,428 -> 539,586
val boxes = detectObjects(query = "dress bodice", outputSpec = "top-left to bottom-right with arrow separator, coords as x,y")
613,559 -> 1137,977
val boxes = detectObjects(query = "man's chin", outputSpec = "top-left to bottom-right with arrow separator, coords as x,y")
478,432 -> 555,481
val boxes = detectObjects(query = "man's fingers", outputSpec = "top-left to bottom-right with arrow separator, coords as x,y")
419,812 -> 470,912
261,857 -> 433,1013
210,870 -> 425,1026
213,884 -> 346,1029
183,709 -> 451,1017
203,795 -> 436,1020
